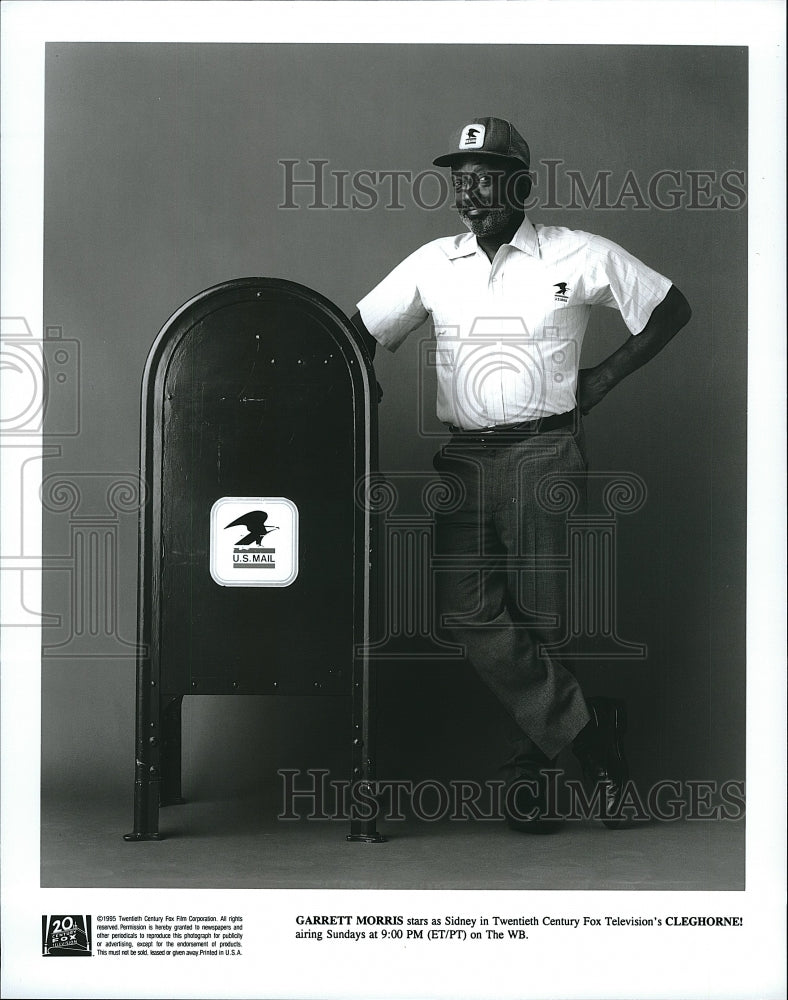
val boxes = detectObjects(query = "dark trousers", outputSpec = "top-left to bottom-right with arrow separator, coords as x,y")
433,423 -> 591,761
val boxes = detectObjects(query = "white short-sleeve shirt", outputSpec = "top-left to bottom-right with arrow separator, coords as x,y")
357,215 -> 672,430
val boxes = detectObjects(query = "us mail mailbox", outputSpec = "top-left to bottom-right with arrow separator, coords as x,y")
124,277 -> 383,843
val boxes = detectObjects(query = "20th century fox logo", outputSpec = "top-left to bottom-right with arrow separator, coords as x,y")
42,915 -> 92,957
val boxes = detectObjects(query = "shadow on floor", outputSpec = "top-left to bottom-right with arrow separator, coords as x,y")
41,791 -> 745,890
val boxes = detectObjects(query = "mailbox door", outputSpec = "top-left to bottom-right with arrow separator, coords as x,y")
142,279 -> 374,697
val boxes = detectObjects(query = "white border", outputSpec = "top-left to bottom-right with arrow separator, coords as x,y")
1,3 -> 785,999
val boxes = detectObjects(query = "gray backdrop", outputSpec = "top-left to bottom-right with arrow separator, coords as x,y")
42,44 -> 747,802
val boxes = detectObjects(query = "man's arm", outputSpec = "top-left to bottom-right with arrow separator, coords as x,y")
577,284 -> 692,414
350,310 -> 385,402
350,310 -> 377,361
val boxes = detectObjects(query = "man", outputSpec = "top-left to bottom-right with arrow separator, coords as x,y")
351,116 -> 691,832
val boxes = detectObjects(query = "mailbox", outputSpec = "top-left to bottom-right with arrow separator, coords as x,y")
124,278 -> 383,843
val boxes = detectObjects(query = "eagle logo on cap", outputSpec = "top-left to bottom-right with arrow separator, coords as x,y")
460,123 -> 486,149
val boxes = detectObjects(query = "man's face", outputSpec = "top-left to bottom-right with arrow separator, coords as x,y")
451,156 -> 523,239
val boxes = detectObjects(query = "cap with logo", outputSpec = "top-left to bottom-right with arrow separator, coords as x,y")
433,116 -> 530,172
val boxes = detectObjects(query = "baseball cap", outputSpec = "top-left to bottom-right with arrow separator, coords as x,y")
433,116 -> 530,172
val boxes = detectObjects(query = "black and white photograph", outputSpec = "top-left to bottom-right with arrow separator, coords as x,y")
1,2 -> 785,998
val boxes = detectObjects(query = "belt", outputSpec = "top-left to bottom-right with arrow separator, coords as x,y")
447,409 -> 577,447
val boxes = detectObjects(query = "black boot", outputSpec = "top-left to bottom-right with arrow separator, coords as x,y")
572,697 -> 632,829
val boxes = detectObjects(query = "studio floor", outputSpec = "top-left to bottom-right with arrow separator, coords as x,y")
41,792 -> 745,891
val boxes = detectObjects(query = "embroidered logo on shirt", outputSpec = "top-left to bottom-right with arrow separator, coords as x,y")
460,124 -> 486,149
554,282 -> 570,302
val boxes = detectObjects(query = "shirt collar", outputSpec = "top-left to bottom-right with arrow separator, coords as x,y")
508,215 -> 539,256
443,214 -> 540,260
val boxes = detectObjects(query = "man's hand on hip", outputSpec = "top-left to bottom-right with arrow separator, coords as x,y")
576,285 -> 692,415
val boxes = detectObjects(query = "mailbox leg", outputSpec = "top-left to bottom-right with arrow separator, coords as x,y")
124,762 -> 161,841
124,657 -> 163,841
347,661 -> 386,843
160,695 -> 185,806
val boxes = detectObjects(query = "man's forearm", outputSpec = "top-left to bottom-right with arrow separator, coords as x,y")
578,284 -> 692,413
596,284 -> 692,391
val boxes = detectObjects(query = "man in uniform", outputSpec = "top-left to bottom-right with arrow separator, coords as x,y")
351,117 -> 691,831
